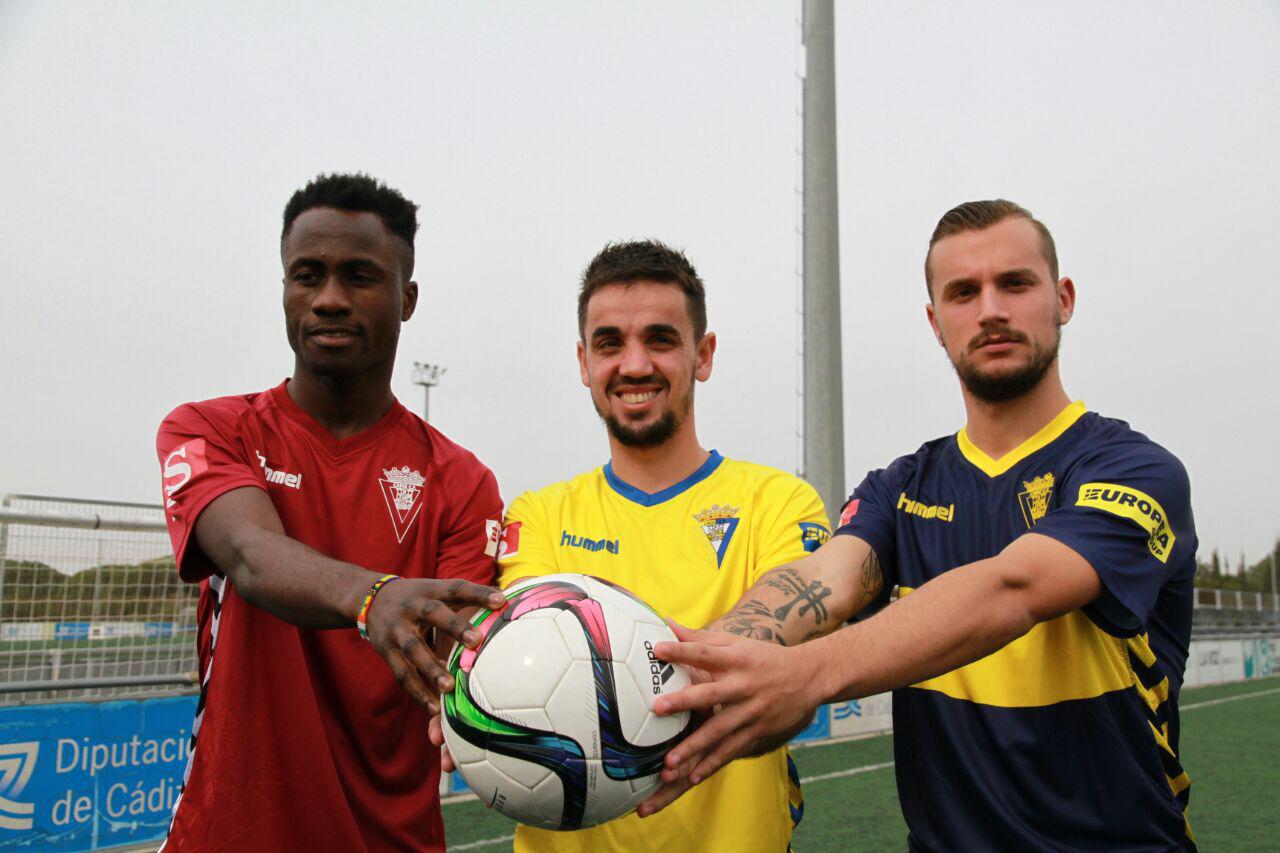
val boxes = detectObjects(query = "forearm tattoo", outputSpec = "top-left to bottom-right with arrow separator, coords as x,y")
859,548 -> 884,604
720,600 -> 785,645
718,568 -> 837,646
762,568 -> 832,624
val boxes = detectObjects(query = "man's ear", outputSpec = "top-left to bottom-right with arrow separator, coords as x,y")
1056,277 -> 1076,327
694,332 -> 717,382
925,303 -> 944,347
577,339 -> 590,387
401,281 -> 419,322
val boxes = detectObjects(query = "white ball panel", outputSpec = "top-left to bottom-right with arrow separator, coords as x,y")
494,707 -> 553,733
582,759 -> 643,828
552,608 -> 595,662
466,675 -> 493,712
458,759 -> 542,824
439,709 -> 485,765
544,659 -> 602,760
487,744 -> 554,790
592,598 -> 636,662
471,617 -> 573,710
581,575 -> 667,627
628,771 -> 661,799
529,771 -> 569,829
607,661 -> 650,744
631,708 -> 690,749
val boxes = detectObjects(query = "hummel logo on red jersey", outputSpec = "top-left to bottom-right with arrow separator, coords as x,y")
379,466 -> 426,543
255,450 -> 302,490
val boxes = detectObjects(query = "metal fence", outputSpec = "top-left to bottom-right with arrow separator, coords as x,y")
1194,586 -> 1279,611
0,494 -> 198,706
0,490 -> 1274,705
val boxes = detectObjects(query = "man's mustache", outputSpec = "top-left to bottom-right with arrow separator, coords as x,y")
967,325 -> 1028,352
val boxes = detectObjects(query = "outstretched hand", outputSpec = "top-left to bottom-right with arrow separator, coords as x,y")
637,623 -> 823,817
365,577 -> 506,714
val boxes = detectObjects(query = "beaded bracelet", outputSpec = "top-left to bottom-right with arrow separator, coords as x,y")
356,573 -> 401,641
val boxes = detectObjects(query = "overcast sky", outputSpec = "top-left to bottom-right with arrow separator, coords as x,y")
2,1 -> 1277,565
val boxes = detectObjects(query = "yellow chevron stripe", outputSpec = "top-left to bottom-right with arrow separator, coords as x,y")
1147,720 -> 1177,757
1127,634 -> 1157,668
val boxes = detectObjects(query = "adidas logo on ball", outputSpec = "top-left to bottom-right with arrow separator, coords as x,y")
644,640 -> 676,694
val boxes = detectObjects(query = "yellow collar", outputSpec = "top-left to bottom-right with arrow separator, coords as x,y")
956,401 -> 1087,478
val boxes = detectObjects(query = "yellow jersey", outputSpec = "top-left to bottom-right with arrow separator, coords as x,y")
497,451 -> 829,852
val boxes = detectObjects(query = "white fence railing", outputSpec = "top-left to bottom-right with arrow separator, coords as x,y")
1194,587 -> 1279,611
0,494 -> 197,705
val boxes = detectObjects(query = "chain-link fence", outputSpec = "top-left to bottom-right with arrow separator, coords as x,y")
0,494 -> 198,706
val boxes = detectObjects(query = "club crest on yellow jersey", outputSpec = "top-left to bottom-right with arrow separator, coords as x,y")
1018,473 -> 1055,528
693,504 -> 740,568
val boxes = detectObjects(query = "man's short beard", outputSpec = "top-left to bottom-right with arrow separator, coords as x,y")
952,326 -> 1061,403
604,410 -> 680,448
597,375 -> 694,449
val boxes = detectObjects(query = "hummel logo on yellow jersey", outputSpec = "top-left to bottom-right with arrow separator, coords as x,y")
896,492 -> 954,522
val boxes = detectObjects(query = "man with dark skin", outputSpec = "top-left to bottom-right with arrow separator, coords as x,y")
156,173 -> 506,851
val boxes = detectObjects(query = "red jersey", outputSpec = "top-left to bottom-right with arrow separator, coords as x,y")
155,381 -> 503,852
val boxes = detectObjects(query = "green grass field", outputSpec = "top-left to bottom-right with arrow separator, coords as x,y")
442,676 -> 1280,851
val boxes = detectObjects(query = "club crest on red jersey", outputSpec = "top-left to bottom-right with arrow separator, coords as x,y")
379,466 -> 426,543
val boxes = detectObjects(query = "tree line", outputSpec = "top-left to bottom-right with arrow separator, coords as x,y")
0,557 -> 194,621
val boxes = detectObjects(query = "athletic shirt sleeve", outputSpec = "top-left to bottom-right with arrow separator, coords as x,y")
1030,441 -> 1195,634
435,466 -> 504,586
751,476 -> 831,584
495,490 -> 558,588
156,403 -> 265,582
834,459 -> 909,590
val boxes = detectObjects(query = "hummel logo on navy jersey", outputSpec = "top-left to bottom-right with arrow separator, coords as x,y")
896,492 -> 954,522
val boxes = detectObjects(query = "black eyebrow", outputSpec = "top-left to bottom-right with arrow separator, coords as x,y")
590,325 -> 622,343
644,323 -> 682,339
589,323 -> 683,342
339,258 -> 383,272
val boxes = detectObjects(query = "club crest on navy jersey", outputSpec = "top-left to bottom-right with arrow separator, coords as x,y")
1017,473 -> 1055,528
379,465 -> 426,543
693,504 -> 740,568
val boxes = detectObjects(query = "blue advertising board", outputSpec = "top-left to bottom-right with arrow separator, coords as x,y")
0,695 -> 197,851
791,703 -> 832,743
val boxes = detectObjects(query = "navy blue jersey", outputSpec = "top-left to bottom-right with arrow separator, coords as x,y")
838,402 -> 1197,852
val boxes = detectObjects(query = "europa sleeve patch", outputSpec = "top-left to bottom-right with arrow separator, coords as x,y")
1076,483 -> 1175,563
799,522 -> 830,553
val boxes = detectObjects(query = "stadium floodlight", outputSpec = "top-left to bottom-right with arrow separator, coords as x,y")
412,362 -> 447,421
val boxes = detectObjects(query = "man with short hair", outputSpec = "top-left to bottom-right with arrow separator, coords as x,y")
444,240 -> 830,850
647,201 -> 1198,851
156,173 -> 506,851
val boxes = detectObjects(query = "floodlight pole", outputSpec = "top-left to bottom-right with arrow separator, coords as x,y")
802,0 -> 846,526
412,362 -> 447,421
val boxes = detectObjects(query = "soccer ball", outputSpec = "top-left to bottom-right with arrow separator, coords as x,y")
441,573 -> 693,830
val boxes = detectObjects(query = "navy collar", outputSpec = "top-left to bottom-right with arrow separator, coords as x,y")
603,450 -> 724,507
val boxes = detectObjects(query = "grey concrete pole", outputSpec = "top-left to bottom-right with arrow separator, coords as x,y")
802,0 -> 846,526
